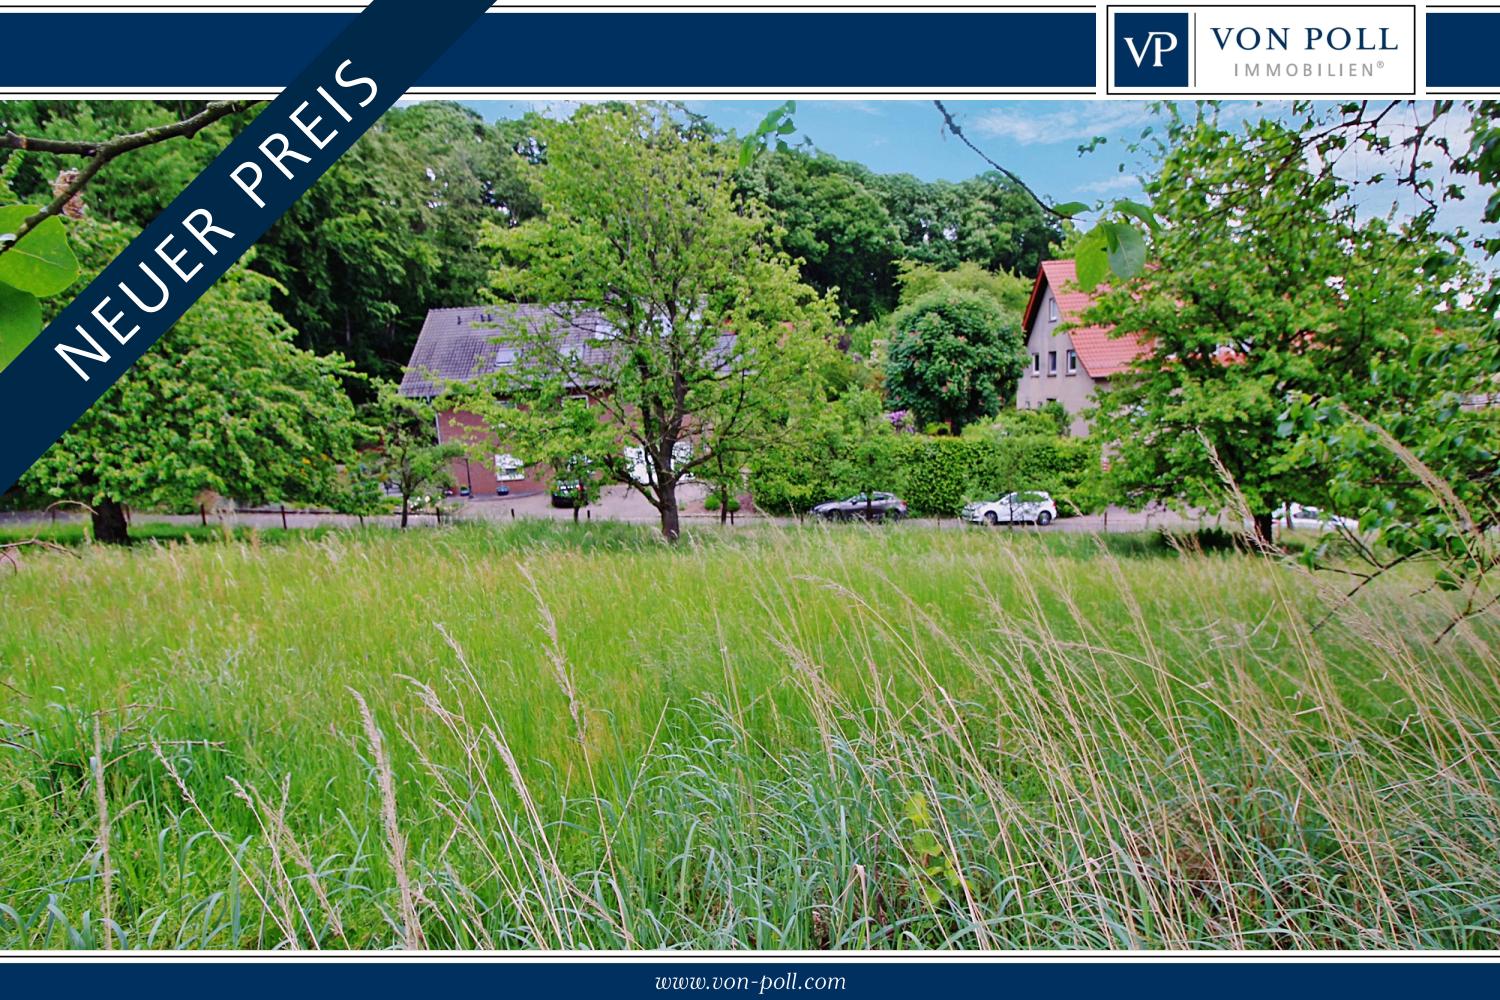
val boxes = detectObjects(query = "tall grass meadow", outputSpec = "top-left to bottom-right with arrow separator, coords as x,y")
1,521 -> 1496,949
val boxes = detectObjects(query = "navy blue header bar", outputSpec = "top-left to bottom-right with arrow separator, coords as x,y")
1426,11 -> 1500,90
0,11 -> 1096,91
7,8 -> 1500,95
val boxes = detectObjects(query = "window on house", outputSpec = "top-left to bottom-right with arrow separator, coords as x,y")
568,392 -> 591,406
1047,351 -> 1058,375
1066,349 -> 1078,375
1049,297 -> 1059,323
1031,352 -> 1040,375
495,454 -> 525,481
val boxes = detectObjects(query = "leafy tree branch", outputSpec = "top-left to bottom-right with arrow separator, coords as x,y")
1,100 -> 257,255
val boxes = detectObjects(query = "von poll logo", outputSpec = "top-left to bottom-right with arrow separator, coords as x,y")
1114,12 -> 1189,87
1110,6 -> 1417,95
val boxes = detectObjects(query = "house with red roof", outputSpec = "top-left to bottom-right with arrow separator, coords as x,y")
1015,259 -> 1147,437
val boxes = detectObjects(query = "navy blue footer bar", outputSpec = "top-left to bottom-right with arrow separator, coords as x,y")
2,960 -> 1497,996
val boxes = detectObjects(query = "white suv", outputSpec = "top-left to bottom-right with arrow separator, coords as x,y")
962,491 -> 1057,527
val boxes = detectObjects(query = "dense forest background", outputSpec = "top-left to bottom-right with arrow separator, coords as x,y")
0,100 -> 1061,384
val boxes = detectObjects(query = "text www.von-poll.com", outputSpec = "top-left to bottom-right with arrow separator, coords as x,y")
655,973 -> 848,994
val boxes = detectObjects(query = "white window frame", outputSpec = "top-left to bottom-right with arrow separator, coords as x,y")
495,454 -> 525,482
1048,297 -> 1059,323
1047,350 -> 1058,376
1031,352 -> 1041,375
1066,349 -> 1078,375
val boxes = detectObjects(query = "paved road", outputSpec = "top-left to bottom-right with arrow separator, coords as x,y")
2,484 -> 1219,536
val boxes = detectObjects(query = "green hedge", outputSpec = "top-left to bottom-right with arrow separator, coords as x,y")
751,432 -> 1107,517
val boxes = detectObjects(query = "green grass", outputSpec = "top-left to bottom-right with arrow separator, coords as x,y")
1,520 -> 1496,949
0,519 -> 353,549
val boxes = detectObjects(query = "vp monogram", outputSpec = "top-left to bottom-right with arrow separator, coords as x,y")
1124,30 -> 1180,68
1113,11 -> 1189,87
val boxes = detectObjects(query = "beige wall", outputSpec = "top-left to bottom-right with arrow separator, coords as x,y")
1014,285 -> 1100,437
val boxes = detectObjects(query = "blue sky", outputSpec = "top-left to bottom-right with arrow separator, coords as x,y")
463,99 -> 1491,241
467,99 -> 1159,208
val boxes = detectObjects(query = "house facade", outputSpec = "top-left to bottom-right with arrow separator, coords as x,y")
1014,259 -> 1146,437
400,304 -> 721,498
399,304 -> 613,498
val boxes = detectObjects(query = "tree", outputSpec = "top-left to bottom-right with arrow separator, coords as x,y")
739,150 -> 902,321
1,100 -> 255,369
483,103 -> 837,542
380,102 -> 543,309
22,219 -> 364,543
1280,102 -> 1499,628
884,287 -> 1025,435
458,380 -> 614,523
1087,111 -> 1477,547
249,103 -> 545,383
747,388 -> 898,519
892,260 -> 1031,317
249,118 -> 440,380
826,388 -> 904,520
364,380 -> 463,529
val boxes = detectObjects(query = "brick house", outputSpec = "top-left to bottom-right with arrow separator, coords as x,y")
1014,259 -> 1147,437
398,304 -> 615,498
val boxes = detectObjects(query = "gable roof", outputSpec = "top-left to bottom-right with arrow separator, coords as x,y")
399,304 -> 740,399
398,304 -> 616,398
1021,258 -> 1147,380
1023,259 -> 1094,329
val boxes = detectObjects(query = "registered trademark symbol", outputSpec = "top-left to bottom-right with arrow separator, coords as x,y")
1378,60 -> 1385,69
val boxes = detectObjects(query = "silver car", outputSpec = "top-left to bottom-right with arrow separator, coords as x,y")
1273,503 -> 1355,532
962,491 -> 1057,526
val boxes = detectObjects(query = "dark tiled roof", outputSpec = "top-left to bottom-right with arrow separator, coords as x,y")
398,304 -> 617,398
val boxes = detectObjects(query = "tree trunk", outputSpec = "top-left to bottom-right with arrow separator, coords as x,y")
720,494 -> 729,525
92,498 -> 130,545
573,500 -> 581,523
400,497 -> 410,529
1252,511 -> 1275,550
659,484 -> 681,542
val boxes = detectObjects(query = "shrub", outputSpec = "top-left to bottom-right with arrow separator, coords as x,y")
1040,400 -> 1070,436
750,423 -> 1111,518
895,437 -> 976,515
885,288 -> 1026,434
969,408 -> 1062,439
703,494 -> 741,513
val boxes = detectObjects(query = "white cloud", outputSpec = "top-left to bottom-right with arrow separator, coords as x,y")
969,103 -> 1153,147
1077,173 -> 1142,195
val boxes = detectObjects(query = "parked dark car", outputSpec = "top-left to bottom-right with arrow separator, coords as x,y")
551,456 -> 592,508
550,479 -> 586,508
812,492 -> 909,522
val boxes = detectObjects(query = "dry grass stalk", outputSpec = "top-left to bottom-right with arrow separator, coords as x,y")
90,718 -> 112,949
349,688 -> 425,950
151,740 -> 295,945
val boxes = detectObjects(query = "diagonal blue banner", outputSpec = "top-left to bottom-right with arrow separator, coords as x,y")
0,0 -> 495,494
